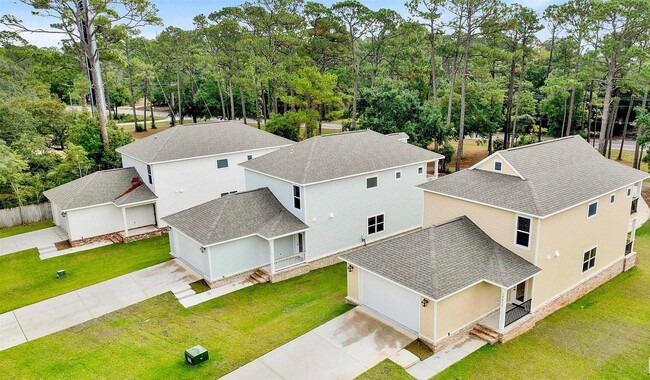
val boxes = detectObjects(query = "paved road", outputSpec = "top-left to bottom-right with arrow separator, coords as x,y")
0,259 -> 200,351
221,307 -> 415,380
0,227 -> 68,256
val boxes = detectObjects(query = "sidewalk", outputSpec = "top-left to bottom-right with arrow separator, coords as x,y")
0,227 -> 67,256
0,259 -> 200,351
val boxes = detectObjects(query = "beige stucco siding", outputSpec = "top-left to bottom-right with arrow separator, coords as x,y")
423,192 -> 537,263
419,297 -> 435,340
475,155 -> 520,177
532,187 -> 631,309
347,267 -> 359,302
435,282 -> 500,341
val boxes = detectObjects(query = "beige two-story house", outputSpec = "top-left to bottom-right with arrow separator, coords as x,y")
341,136 -> 648,351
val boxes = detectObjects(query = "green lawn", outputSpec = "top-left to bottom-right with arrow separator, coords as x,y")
0,220 -> 54,239
0,236 -> 171,313
0,263 -> 352,379
356,359 -> 415,380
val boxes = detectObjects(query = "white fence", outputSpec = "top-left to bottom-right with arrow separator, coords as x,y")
0,203 -> 52,228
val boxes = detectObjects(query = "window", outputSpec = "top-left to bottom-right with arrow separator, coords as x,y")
293,185 -> 301,210
217,159 -> 229,169
417,166 -> 424,175
587,201 -> 598,218
515,216 -> 531,248
220,191 -> 237,197
395,171 -> 402,180
366,176 -> 378,189
247,155 -> 253,160
368,214 -> 384,235
494,161 -> 503,171
146,165 -> 153,184
582,247 -> 597,272
610,194 -> 616,204
627,188 -> 632,197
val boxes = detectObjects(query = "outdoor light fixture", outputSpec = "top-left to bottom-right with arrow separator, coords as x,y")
61,211 -> 67,217
200,246 -> 206,253
421,298 -> 429,307
347,264 -> 354,272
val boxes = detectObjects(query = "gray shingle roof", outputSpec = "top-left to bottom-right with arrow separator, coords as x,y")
240,130 -> 442,184
162,188 -> 308,246
116,121 -> 294,163
43,168 -> 156,210
420,136 -> 649,217
340,216 -> 540,300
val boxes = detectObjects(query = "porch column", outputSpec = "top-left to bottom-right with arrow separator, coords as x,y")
434,160 -> 439,179
121,207 -> 129,237
269,239 -> 275,274
498,287 -> 507,331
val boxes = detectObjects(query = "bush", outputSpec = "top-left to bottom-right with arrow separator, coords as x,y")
514,134 -> 537,147
265,112 -> 302,141
434,143 -> 455,167
134,123 -> 144,132
492,138 -> 504,151
324,110 -> 345,122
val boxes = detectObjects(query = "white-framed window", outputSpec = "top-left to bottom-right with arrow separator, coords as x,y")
627,188 -> 632,197
417,166 -> 424,175
247,155 -> 253,160
146,164 -> 153,184
582,247 -> 597,272
494,161 -> 503,171
395,171 -> 402,180
587,201 -> 598,218
293,185 -> 301,210
366,176 -> 378,189
220,191 -> 237,197
610,194 -> 616,204
367,214 -> 384,235
216,159 -> 229,169
515,216 -> 531,248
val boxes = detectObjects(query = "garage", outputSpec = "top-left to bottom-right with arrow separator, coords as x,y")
360,269 -> 420,332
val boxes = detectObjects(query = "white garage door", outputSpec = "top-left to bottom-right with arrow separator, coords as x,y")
360,270 -> 420,332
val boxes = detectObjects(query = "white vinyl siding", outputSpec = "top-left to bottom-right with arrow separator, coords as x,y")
65,205 -> 123,241
360,269 -> 420,332
209,235 -> 269,279
125,204 -> 156,229
245,170 -> 306,221
170,228 -> 207,275
121,155 -> 153,192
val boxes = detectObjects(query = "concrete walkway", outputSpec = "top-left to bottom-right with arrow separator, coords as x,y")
0,259 -> 200,351
406,336 -> 486,379
0,227 -> 67,256
180,279 -> 255,308
220,307 -> 415,380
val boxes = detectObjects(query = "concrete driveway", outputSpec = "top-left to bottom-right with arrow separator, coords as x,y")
0,259 -> 200,351
221,307 -> 415,380
0,226 -> 68,256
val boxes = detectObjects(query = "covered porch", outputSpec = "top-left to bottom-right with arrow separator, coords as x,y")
117,200 -> 158,239
261,230 -> 307,274
480,277 -> 535,332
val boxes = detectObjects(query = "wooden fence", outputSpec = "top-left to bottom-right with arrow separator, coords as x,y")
0,203 -> 52,228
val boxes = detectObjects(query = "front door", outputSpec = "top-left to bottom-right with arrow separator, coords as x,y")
516,282 -> 526,302
297,233 -> 304,253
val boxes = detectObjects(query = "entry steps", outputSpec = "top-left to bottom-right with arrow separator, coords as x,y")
172,284 -> 196,301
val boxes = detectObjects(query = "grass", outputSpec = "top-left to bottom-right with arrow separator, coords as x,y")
608,149 -> 649,173
355,359 -> 415,380
405,339 -> 434,361
0,236 -> 171,313
361,222 -> 650,379
0,263 -> 352,378
0,220 -> 54,239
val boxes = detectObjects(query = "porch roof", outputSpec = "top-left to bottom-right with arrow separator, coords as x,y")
340,216 -> 540,300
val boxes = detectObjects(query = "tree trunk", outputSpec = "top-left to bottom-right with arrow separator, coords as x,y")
253,72 -> 261,128
319,103 -> 324,135
240,86 -> 247,124
143,92 -> 147,132
150,103 -> 156,129
229,78 -> 235,121
125,41 -> 139,132
455,16 -> 471,172
633,89 -> 648,168
585,84 -> 594,143
511,57 -> 526,147
561,96 -> 568,137
217,79 -> 227,119
504,56 -> 516,149
565,87 -> 576,136
262,88 -> 269,123
170,92 -> 176,127
618,97 -> 634,160
430,24 -> 438,107
176,57 -> 183,125
82,2 -> 108,148
351,34 -> 359,129
598,69 -> 615,155
606,95 -> 619,159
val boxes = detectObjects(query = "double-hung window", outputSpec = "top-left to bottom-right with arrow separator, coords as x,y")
368,214 -> 384,235
395,171 -> 402,180
582,247 -> 597,272
515,216 -> 531,248
494,161 -> 502,171
587,201 -> 598,218
146,165 -> 153,184
293,185 -> 301,210
216,159 -> 229,169
366,176 -> 378,189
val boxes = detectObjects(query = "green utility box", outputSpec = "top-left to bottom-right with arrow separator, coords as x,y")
185,345 -> 208,365
56,270 -> 66,279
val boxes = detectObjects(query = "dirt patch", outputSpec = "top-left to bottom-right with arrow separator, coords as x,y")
189,280 -> 210,294
405,339 -> 434,360
54,240 -> 71,251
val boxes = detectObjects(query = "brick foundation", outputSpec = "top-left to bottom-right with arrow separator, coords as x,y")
420,320 -> 483,352
623,252 -> 637,271
69,227 -> 168,247
121,227 -> 167,243
270,264 -> 310,282
206,268 -> 259,289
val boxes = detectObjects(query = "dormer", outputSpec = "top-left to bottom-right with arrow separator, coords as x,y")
471,153 -> 525,179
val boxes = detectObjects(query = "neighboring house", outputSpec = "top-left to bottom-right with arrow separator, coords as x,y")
116,122 -> 294,225
43,168 -> 158,246
166,130 -> 443,285
164,188 -> 308,283
341,136 -> 648,351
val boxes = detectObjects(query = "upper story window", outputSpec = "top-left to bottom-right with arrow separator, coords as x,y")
247,155 -> 253,160
417,166 -> 424,175
587,201 -> 598,218
610,194 -> 616,204
368,214 -> 384,235
494,161 -> 503,171
217,159 -> 229,169
220,191 -> 237,197
293,185 -> 301,210
627,188 -> 632,197
515,216 -> 531,248
395,171 -> 402,180
366,176 -> 378,189
582,247 -> 597,272
146,164 -> 153,184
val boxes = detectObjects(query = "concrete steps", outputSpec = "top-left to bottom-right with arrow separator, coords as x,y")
37,245 -> 57,257
172,284 -> 196,301
249,269 -> 270,284
469,324 -> 499,344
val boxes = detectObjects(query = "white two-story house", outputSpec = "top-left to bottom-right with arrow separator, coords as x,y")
164,130 -> 443,285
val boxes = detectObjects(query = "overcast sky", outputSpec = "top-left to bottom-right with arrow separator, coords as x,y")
2,0 -> 562,48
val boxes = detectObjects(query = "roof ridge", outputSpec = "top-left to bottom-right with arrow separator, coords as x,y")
433,215 -> 468,227
428,226 -> 439,299
149,126 -> 178,162
504,136 -> 578,152
206,194 -> 233,245
300,138 -> 319,184
64,172 -> 98,209
317,129 -> 369,137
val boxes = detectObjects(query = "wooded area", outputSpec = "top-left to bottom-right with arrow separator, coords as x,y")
1,0 -> 650,209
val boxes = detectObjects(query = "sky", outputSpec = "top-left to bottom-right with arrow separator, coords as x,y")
1,0 -> 561,48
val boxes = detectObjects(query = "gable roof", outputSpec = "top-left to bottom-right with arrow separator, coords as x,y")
240,130 -> 442,185
420,136 -> 649,217
43,168 -> 156,211
116,121 -> 294,163
162,188 -> 308,246
340,216 -> 540,300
